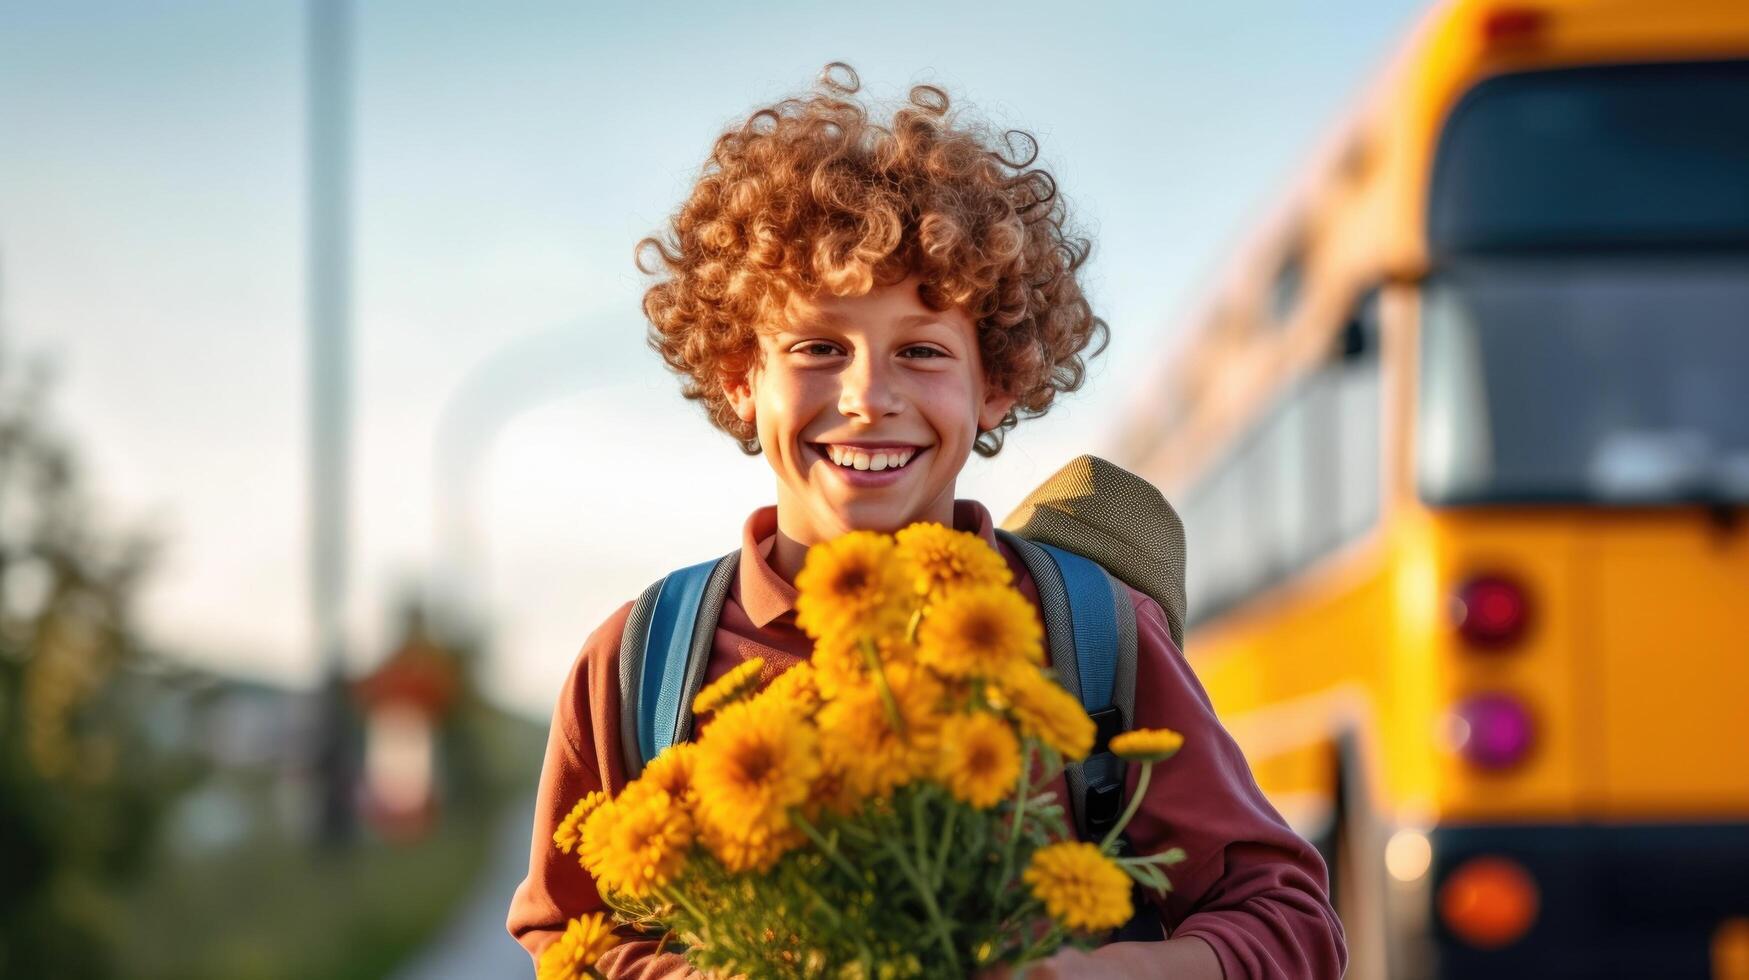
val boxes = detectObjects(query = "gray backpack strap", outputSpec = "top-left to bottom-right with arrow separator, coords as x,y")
617,580 -> 665,782
616,550 -> 739,781
995,529 -> 1138,842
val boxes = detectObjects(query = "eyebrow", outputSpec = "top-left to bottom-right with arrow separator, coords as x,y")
796,310 -> 949,330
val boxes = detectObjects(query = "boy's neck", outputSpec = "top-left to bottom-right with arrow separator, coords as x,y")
766,493 -> 960,586
766,528 -> 813,587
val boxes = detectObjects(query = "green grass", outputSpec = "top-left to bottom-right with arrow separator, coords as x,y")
112,704 -> 546,980
114,798 -> 499,980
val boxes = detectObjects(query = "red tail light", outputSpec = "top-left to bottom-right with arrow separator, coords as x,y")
1482,7 -> 1549,47
1452,574 -> 1531,649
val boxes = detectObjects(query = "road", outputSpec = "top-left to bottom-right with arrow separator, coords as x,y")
391,794 -> 537,980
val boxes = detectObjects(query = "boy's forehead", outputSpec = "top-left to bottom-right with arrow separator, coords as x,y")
779,284 -> 875,325
766,276 -> 961,334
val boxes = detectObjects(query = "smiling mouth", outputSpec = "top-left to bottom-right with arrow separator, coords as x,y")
808,443 -> 929,472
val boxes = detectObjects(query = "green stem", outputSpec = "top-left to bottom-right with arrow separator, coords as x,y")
793,875 -> 846,929
658,884 -> 713,945
793,874 -> 875,963
790,808 -> 864,884
1116,847 -> 1184,868
998,739 -> 1035,893
882,836 -> 962,974
932,802 -> 958,890
837,820 -> 878,843
1014,921 -> 1068,967
860,637 -> 907,734
911,789 -> 929,876
906,606 -> 924,645
1100,761 -> 1153,853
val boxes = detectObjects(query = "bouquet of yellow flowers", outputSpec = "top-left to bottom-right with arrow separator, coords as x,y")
541,525 -> 1187,979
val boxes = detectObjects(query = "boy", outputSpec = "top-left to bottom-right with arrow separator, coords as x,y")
506,63 -> 1346,979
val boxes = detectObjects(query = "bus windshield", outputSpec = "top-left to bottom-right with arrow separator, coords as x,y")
1417,256 -> 1749,505
1429,59 -> 1749,255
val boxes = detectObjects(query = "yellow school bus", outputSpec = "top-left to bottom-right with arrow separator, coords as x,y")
1111,2 -> 1749,976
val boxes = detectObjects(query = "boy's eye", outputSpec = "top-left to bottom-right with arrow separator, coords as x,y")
787,342 -> 945,358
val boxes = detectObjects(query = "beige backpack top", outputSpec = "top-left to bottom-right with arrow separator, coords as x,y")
1000,454 -> 1189,649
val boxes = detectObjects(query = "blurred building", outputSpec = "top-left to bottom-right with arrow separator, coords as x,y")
353,602 -> 462,842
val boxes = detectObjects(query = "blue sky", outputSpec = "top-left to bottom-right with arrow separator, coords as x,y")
0,0 -> 1429,718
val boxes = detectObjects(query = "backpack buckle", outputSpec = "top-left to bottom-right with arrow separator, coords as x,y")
1085,781 -> 1123,841
1089,705 -> 1124,756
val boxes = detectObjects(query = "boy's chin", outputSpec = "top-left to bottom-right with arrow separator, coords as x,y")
812,493 -> 934,535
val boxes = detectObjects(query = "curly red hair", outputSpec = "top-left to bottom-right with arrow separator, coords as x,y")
637,62 -> 1108,457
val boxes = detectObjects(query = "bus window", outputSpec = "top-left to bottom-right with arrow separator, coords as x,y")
1429,59 -> 1749,256
1261,390 -> 1314,576
1271,248 -> 1306,325
1417,255 -> 1749,505
1335,293 -> 1382,540
1301,365 -> 1343,562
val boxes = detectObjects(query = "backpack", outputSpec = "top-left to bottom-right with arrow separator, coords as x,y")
615,455 -> 1187,940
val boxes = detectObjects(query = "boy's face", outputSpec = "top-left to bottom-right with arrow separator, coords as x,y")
725,272 -> 1017,543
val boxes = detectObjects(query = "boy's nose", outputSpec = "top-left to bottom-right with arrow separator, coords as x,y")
838,355 -> 904,421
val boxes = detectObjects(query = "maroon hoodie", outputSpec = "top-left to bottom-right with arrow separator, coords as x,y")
506,499 -> 1348,978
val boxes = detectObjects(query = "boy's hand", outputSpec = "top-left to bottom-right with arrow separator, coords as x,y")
974,937 -> 1222,979
975,946 -> 1124,979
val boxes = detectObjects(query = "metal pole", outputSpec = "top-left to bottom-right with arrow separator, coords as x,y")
307,0 -> 355,848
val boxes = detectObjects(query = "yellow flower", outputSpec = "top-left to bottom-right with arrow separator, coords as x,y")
552,790 -> 606,855
810,632 -> 916,700
935,711 -> 1022,809
537,912 -> 621,980
803,749 -> 861,819
991,664 -> 1095,761
692,656 -> 766,718
894,522 -> 1012,602
1023,841 -> 1134,933
699,810 -> 805,874
1109,727 -> 1185,763
639,742 -> 700,807
757,661 -> 822,715
691,697 -> 820,872
916,584 -> 1042,679
794,531 -> 916,643
579,781 -> 692,899
818,660 -> 944,800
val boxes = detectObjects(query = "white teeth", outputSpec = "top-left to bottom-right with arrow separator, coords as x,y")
820,445 -> 921,471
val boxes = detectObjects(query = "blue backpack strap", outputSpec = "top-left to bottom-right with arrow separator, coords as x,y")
1034,542 -> 1118,711
1030,541 -> 1158,943
617,551 -> 739,778
1033,542 -> 1135,836
638,557 -> 719,765
993,531 -> 1138,838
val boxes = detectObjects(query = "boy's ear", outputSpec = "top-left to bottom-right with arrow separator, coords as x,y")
977,387 -> 1018,433
724,369 -> 757,424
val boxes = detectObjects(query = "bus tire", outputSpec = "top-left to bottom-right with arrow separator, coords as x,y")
1326,735 -> 1392,980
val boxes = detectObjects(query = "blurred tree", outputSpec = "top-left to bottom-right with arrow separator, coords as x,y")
0,348 -> 196,977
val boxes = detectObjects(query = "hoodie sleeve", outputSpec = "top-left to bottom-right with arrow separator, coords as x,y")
1118,588 -> 1349,980
504,600 -> 704,978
